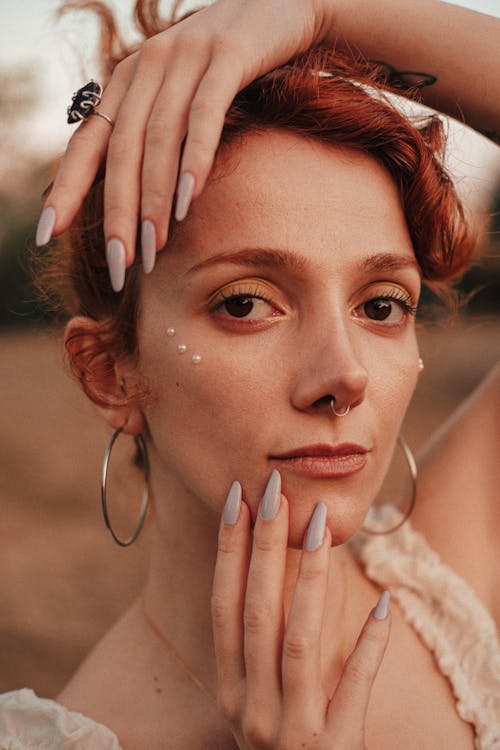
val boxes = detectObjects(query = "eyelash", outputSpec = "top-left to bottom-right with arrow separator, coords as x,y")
370,289 -> 418,317
208,284 -> 278,316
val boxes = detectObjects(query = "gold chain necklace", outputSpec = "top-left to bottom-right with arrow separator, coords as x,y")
140,594 -> 217,707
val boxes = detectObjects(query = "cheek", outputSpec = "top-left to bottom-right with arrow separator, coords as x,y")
141,326 -> 283,513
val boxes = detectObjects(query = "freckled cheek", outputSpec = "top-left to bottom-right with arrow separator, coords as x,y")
143,336 -> 279,452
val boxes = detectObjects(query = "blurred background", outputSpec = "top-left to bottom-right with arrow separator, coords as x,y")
1,0 -> 499,698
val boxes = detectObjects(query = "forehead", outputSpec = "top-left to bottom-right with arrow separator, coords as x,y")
168,129 -> 415,271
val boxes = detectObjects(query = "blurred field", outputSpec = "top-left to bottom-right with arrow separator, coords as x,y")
1,319 -> 499,698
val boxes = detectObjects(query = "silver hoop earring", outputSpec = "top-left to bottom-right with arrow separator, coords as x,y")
330,398 -> 350,417
361,435 -> 417,535
101,427 -> 150,547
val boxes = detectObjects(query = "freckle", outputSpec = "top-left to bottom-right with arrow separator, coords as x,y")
153,676 -> 159,682
155,687 -> 162,694
175,382 -> 180,387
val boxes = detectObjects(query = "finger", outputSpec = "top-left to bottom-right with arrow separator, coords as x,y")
37,55 -> 138,245
327,591 -> 391,738
140,47 -> 212,266
212,481 -> 251,721
103,49 -> 167,271
175,51 -> 245,218
241,470 -> 287,744
281,502 -> 331,729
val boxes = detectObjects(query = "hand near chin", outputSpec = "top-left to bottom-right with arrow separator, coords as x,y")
212,472 -> 391,750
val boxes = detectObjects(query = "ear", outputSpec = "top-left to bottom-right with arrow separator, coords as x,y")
64,316 -> 145,436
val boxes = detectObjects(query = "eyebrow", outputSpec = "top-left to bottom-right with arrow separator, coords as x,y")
361,253 -> 420,274
187,247 -> 308,274
187,247 -> 420,276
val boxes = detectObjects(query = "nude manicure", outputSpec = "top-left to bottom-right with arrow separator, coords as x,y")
36,206 -> 56,246
259,469 -> 281,520
373,590 -> 391,620
175,172 -> 195,222
106,238 -> 126,292
223,481 -> 242,526
141,220 -> 156,274
305,502 -> 327,551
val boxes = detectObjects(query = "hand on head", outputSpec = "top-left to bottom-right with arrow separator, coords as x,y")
36,0 -> 333,283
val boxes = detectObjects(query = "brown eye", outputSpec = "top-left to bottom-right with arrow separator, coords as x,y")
364,299 -> 396,321
223,296 -> 255,318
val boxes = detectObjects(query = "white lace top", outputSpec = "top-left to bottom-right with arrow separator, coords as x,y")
350,504 -> 500,750
1,504 -> 498,749
0,688 -> 121,749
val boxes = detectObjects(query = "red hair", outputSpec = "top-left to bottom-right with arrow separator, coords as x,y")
35,0 -> 474,406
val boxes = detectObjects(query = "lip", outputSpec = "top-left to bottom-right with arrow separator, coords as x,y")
270,443 -> 369,478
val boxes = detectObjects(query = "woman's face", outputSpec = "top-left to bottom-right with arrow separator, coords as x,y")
137,129 -> 421,547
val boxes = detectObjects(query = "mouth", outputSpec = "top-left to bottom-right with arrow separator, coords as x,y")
269,443 -> 369,478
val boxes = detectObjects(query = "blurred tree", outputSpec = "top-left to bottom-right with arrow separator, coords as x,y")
0,66 -> 54,330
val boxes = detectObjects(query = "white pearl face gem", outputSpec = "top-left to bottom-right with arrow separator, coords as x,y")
192,354 -> 202,364
178,344 -> 187,354
167,327 -> 176,336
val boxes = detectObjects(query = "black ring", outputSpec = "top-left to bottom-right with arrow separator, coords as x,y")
67,79 -> 103,124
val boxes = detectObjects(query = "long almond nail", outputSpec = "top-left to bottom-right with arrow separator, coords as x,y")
260,469 -> 281,520
106,238 -> 126,292
373,590 -> 391,620
141,220 -> 156,274
305,502 -> 327,551
223,481 -> 242,526
36,207 -> 56,246
175,172 -> 195,221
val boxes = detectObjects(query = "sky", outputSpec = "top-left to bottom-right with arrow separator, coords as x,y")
1,0 -> 499,206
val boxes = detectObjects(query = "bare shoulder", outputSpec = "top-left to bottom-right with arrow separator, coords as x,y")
411,361 -> 500,626
56,600 -> 229,749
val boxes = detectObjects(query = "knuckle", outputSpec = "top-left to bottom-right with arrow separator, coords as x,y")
283,632 -> 313,661
243,597 -> 273,633
190,92 -> 216,119
107,131 -> 135,162
145,118 -> 177,148
299,561 -> 324,583
252,536 -> 275,554
174,27 -> 209,50
211,34 -> 239,58
344,654 -> 372,688
141,186 -> 170,216
216,528 -> 239,555
217,687 -> 241,724
114,53 -> 136,78
242,713 -> 275,749
184,135 -> 215,174
50,178 -> 79,203
210,592 -> 230,626
362,623 -> 388,648
104,205 -> 133,230
139,36 -> 166,61
66,127 -> 98,155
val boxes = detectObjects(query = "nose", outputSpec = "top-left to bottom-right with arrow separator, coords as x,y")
291,318 -> 368,415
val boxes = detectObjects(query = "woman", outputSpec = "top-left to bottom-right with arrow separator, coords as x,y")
2,0 -> 499,748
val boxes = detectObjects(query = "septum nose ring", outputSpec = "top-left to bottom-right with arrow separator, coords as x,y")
330,398 -> 351,417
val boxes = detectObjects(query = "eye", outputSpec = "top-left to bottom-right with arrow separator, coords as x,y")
217,294 -> 275,319
208,279 -> 284,322
357,292 -> 418,325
